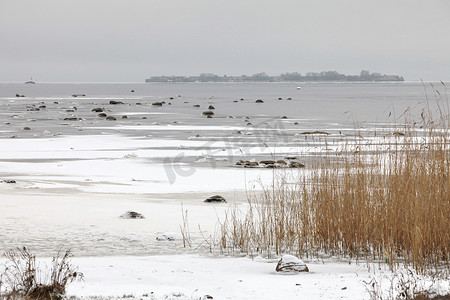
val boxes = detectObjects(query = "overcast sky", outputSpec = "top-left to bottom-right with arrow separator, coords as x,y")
1,0 -> 449,82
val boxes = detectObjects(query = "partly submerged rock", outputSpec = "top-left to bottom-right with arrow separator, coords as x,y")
204,195 -> 226,203
1,179 -> 16,184
109,100 -> 124,105
276,255 -> 309,273
260,160 -> 276,165
289,161 -> 305,168
301,131 -> 329,135
202,111 -> 214,116
120,211 -> 145,219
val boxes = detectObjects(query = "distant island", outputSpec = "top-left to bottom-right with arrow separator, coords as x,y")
145,70 -> 404,83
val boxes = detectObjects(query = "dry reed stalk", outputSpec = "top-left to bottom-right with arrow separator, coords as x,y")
218,92 -> 449,274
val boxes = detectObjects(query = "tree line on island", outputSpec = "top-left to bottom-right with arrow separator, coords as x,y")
145,70 -> 404,83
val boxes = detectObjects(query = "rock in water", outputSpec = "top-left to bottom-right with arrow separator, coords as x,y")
275,255 -> 309,273
204,195 -> 226,203
120,211 -> 145,219
202,111 -> 214,116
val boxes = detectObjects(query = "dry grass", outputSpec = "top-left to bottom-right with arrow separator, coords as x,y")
218,86 -> 450,274
0,247 -> 83,299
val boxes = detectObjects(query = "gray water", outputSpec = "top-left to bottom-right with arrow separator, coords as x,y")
0,82 -> 446,138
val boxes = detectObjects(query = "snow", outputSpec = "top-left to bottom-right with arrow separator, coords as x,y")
65,255 -> 378,299
0,84 -> 448,299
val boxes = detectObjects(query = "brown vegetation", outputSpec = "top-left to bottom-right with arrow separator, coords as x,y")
218,93 -> 449,274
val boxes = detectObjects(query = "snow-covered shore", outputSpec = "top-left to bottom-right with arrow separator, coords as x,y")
1,82 -> 448,299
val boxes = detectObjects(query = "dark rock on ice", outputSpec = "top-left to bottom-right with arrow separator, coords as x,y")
98,113 -> 107,117
109,100 -> 124,105
255,99 -> 264,103
245,161 -> 259,167
1,180 -> 16,184
91,108 -> 104,112
204,195 -> 226,203
202,111 -> 214,116
63,117 -> 81,121
276,255 -> 309,273
208,105 -> 215,110
120,211 -> 145,219
260,160 -> 275,165
106,116 -> 116,121
289,162 -> 305,168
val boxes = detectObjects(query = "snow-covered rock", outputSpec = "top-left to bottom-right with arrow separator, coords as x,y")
120,211 -> 145,219
275,255 -> 309,273
204,195 -> 226,203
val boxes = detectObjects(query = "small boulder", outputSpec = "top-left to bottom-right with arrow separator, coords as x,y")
205,195 -> 226,203
121,115 -> 128,119
393,131 -> 405,137
106,116 -> 116,121
235,160 -> 245,165
193,104 -> 200,107
152,102 -> 163,106
245,161 -> 259,167
120,211 -> 145,219
276,255 -> 309,273
2,180 -> 16,184
208,105 -> 215,110
202,111 -> 214,116
63,117 -> 81,121
289,162 -> 305,168
109,100 -> 124,105
260,160 -> 275,165
255,99 -> 264,103
23,126 -> 31,130
98,113 -> 107,117
91,107 -> 104,112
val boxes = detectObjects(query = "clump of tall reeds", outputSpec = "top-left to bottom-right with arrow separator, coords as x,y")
0,247 -> 83,299
218,84 -> 449,273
